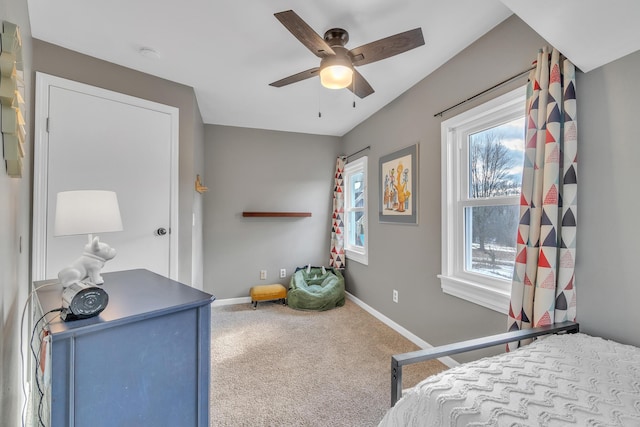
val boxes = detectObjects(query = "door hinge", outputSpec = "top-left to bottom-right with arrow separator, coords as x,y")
46,117 -> 50,133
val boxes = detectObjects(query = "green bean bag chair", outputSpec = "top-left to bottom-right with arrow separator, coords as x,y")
288,266 -> 345,311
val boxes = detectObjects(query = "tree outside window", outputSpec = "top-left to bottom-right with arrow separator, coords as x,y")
467,124 -> 524,280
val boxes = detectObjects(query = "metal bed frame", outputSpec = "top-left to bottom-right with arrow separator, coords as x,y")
390,321 -> 580,406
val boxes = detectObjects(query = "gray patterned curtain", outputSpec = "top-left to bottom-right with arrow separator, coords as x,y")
507,47 -> 578,350
329,157 -> 345,269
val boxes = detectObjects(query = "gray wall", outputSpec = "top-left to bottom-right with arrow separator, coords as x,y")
0,0 -> 32,424
32,40 -> 205,286
576,50 -> 640,346
191,96 -> 206,290
203,125 -> 340,299
342,14 -> 640,359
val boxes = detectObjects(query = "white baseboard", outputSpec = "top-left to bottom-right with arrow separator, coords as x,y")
346,292 -> 459,368
211,296 -> 251,307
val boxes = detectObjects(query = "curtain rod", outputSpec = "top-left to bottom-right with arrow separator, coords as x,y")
343,145 -> 371,160
434,66 -> 535,118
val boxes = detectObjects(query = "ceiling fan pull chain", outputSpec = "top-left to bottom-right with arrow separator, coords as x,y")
318,81 -> 322,118
352,74 -> 356,108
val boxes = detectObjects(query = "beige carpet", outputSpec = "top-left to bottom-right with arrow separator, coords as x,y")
210,298 -> 447,426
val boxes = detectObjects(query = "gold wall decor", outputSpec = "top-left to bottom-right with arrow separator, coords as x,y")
195,174 -> 208,193
0,21 -> 25,178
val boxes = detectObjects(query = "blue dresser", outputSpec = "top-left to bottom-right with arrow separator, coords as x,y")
35,269 -> 215,427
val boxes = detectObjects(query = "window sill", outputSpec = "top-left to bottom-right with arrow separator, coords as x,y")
346,249 -> 368,266
438,274 -> 510,314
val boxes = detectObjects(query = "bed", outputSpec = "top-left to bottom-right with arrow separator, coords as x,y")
380,322 -> 640,426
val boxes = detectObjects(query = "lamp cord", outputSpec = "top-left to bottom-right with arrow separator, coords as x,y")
21,282 -> 59,427
31,308 -> 63,427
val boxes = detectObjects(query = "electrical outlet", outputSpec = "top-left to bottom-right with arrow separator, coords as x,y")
392,289 -> 398,303
260,270 -> 267,280
280,268 -> 286,278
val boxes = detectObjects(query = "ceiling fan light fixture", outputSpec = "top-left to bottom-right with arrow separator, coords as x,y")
320,65 -> 353,89
271,11 -> 424,98
319,54 -> 353,89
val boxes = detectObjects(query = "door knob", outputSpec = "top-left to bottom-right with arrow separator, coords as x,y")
155,227 -> 168,236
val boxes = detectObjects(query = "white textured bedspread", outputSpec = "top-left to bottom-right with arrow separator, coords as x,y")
379,333 -> 640,426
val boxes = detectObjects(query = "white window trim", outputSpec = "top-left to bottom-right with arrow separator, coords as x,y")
344,156 -> 368,265
439,87 -> 526,314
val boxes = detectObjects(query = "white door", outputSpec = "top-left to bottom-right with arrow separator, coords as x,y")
32,73 -> 179,281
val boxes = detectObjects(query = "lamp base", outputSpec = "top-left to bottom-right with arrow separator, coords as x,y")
58,235 -> 117,288
61,281 -> 109,321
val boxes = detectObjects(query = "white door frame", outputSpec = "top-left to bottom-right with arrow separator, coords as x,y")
32,72 -> 180,281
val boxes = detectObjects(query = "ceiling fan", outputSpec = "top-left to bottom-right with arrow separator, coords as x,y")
269,10 -> 425,99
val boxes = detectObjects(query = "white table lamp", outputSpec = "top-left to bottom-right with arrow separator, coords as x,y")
54,190 -> 123,287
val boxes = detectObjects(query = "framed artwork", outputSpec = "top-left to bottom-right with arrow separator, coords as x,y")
379,144 -> 418,224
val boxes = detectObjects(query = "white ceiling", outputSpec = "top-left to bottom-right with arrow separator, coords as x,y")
501,0 -> 640,73
27,0 -> 640,137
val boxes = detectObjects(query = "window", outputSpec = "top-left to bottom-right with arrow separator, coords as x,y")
439,87 -> 526,313
344,156 -> 368,265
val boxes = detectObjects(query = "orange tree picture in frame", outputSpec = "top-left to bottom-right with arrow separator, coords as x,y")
379,144 -> 418,224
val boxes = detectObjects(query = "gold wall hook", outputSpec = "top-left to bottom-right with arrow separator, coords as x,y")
195,175 -> 208,193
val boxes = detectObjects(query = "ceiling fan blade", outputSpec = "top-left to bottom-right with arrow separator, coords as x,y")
274,10 -> 335,58
348,69 -> 375,99
269,67 -> 320,88
349,28 -> 424,67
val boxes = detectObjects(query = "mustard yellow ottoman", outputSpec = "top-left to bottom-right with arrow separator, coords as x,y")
250,284 -> 287,309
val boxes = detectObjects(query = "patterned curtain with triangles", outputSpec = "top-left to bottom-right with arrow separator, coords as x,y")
507,47 -> 578,350
329,157 -> 346,269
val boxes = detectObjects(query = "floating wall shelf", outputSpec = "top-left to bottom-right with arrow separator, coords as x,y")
242,212 -> 311,218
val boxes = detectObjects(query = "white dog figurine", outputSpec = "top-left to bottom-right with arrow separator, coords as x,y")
58,236 -> 117,287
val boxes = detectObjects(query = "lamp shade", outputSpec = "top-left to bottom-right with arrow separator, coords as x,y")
54,190 -> 123,236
